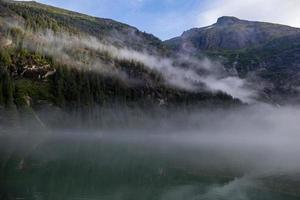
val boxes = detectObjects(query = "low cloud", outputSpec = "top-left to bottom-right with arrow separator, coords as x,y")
2,104 -> 300,198
3,18 -> 256,102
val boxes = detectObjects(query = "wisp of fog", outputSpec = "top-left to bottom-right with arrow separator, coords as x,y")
2,17 -> 257,103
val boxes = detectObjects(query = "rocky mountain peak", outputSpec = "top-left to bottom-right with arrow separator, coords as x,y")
165,16 -> 300,51
216,16 -> 240,26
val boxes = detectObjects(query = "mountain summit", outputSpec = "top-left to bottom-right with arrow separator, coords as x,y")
216,16 -> 240,26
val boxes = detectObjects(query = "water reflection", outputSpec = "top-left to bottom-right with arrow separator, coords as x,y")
1,132 -> 300,200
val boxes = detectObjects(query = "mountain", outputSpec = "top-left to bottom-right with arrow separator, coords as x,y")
165,16 -> 300,103
0,0 -> 238,118
165,16 -> 300,52
1,0 -> 300,119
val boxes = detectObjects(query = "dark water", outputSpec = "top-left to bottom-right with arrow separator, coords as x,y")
1,132 -> 300,200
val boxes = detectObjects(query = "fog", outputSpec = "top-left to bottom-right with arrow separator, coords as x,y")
1,15 -> 298,199
82,104 -> 300,175
26,29 -> 256,102
1,104 -> 300,199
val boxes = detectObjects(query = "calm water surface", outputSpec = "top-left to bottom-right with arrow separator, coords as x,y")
1,131 -> 300,200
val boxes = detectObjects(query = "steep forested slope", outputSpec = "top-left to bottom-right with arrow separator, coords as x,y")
0,0 -> 238,115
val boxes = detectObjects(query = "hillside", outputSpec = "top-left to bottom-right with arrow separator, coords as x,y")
0,0 -> 166,54
0,0 -> 239,117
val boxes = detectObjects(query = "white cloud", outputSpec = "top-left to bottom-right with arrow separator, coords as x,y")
198,0 -> 300,28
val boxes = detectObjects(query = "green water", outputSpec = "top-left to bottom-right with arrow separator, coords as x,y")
1,133 -> 300,200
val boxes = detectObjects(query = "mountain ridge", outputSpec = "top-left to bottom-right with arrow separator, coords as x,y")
165,16 -> 300,51
0,0 -> 166,54
1,0 -> 300,112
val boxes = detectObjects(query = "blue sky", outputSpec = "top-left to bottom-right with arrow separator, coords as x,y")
33,0 -> 300,40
